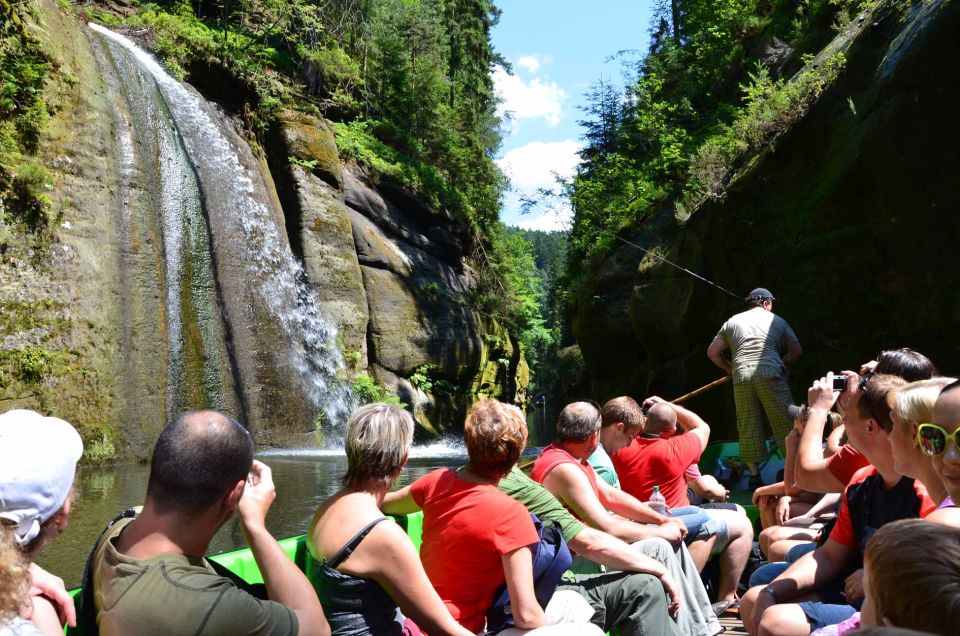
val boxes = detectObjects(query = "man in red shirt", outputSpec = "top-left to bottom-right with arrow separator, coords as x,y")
740,372 -> 939,636
613,398 -> 755,606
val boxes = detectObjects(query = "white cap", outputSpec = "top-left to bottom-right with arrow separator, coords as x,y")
0,409 -> 83,545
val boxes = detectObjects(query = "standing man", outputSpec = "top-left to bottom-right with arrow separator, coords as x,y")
707,287 -> 802,488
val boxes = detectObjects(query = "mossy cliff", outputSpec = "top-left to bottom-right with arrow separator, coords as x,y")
571,0 -> 960,438
0,0 -> 527,457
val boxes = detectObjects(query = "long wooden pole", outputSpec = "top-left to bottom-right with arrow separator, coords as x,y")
517,375 -> 731,472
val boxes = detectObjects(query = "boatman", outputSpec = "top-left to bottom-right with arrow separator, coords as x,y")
706,287 -> 801,489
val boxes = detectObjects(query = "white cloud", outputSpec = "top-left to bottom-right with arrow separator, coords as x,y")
493,67 -> 566,128
516,55 -> 542,73
497,140 -> 580,230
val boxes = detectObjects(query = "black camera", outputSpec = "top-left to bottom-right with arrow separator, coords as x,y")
832,375 -> 848,391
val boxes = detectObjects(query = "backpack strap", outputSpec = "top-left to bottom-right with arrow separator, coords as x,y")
76,507 -> 139,636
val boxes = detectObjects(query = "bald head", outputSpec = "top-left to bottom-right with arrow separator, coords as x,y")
557,401 -> 602,443
147,410 -> 253,516
644,403 -> 678,436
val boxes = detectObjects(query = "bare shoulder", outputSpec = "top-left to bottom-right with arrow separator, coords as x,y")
925,506 -> 960,529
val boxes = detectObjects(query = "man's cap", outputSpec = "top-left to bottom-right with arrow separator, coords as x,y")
0,409 -> 83,545
746,287 -> 775,301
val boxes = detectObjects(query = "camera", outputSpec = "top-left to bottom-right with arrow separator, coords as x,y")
832,375 -> 848,391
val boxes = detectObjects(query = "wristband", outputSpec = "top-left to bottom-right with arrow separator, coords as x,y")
761,586 -> 778,602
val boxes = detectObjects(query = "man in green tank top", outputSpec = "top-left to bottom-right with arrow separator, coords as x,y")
707,288 -> 802,487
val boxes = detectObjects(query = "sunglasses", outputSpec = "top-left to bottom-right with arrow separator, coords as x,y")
917,423 -> 960,457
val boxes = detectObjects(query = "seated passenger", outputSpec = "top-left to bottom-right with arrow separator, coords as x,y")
795,349 -> 937,494
92,410 -> 329,636
741,373 -> 936,636
684,465 -> 729,505
0,410 -> 83,636
888,377 -> 959,526
384,399 -> 661,635
922,379 -> 960,517
860,519 -> 960,633
612,398 -> 754,605
307,403 -> 471,636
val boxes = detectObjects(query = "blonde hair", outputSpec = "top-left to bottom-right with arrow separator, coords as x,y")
890,377 -> 957,425
0,524 -> 30,622
464,400 -> 527,479
866,519 -> 960,633
343,403 -> 414,487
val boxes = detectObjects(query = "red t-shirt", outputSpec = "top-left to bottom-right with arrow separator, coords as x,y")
828,465 -> 937,553
410,468 -> 539,633
826,444 -> 871,487
613,434 -> 704,508
530,443 -> 601,521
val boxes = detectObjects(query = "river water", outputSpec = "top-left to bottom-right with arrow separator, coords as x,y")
37,419 -> 555,587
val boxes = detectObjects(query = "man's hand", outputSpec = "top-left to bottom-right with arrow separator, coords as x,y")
642,395 -> 667,410
807,374 -> 843,412
658,571 -> 681,618
843,568 -> 865,604
776,496 -> 792,526
661,517 -> 688,541
860,360 -> 878,376
28,563 -> 75,627
651,521 -> 685,544
237,460 -> 276,532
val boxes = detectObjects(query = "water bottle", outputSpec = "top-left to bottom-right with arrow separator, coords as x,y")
648,485 -> 669,516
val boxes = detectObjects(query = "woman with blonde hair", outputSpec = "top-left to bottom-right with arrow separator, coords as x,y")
0,409 -> 84,636
887,377 -> 960,526
308,403 -> 473,636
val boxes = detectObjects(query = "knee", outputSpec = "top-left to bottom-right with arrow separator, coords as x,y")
758,604 -> 810,636
740,586 -> 763,627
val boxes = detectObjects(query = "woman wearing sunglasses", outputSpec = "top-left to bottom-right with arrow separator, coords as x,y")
887,377 -> 960,526
920,380 -> 960,522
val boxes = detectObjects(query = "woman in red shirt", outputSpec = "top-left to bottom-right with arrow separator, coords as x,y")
384,400 -> 601,635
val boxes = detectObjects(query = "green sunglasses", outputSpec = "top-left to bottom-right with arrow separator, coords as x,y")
917,423 -> 960,457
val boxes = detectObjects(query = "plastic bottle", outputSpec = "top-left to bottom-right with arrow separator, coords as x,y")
648,485 -> 669,516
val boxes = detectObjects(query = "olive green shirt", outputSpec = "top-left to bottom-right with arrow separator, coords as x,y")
498,466 -> 586,543
715,307 -> 798,381
93,518 -> 298,636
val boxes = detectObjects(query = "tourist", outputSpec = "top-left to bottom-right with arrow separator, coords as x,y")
613,398 -> 754,607
888,377 -> 960,525
924,380 -> 960,516
0,409 -> 83,636
860,519 -> 960,633
91,410 -> 329,636
307,403 -> 471,635
740,373 -> 937,636
707,287 -> 802,488
795,349 -> 937,494
383,399 -> 657,635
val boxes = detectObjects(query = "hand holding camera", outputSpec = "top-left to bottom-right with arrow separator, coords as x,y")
807,373 -> 844,411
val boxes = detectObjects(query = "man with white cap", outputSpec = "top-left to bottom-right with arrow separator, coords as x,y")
707,288 -> 802,488
0,408 -> 84,635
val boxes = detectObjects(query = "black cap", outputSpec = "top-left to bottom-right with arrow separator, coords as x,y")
746,287 -> 775,301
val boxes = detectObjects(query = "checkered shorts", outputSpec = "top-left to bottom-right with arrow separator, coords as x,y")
733,375 -> 795,463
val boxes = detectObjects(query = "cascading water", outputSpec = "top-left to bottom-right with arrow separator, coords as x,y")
90,24 -> 353,443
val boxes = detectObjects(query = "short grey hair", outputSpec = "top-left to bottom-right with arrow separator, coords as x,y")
557,402 -> 602,443
343,403 -> 414,487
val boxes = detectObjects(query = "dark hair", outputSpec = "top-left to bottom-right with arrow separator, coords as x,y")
147,411 -> 253,515
874,349 -> 938,382
601,397 -> 644,431
557,402 -> 602,443
859,374 -> 906,432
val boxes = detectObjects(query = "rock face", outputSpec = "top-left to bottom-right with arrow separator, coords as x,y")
572,0 -> 960,438
269,111 -> 528,435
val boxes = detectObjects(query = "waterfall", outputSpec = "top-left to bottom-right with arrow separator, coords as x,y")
90,24 -> 353,443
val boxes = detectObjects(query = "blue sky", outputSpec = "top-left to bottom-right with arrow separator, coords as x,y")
492,1 -> 655,230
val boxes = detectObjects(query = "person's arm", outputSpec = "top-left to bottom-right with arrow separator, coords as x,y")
541,464 -> 684,544
782,342 -> 802,369
750,539 -> 855,634
670,402 -> 711,452
366,524 -> 474,636
239,461 -> 330,636
782,430 -> 805,496
825,424 -> 844,457
382,484 -> 421,515
795,375 -> 846,493
688,475 -> 729,502
501,546 -> 546,629
24,595 -> 63,636
707,338 -> 732,375
28,563 -> 75,629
